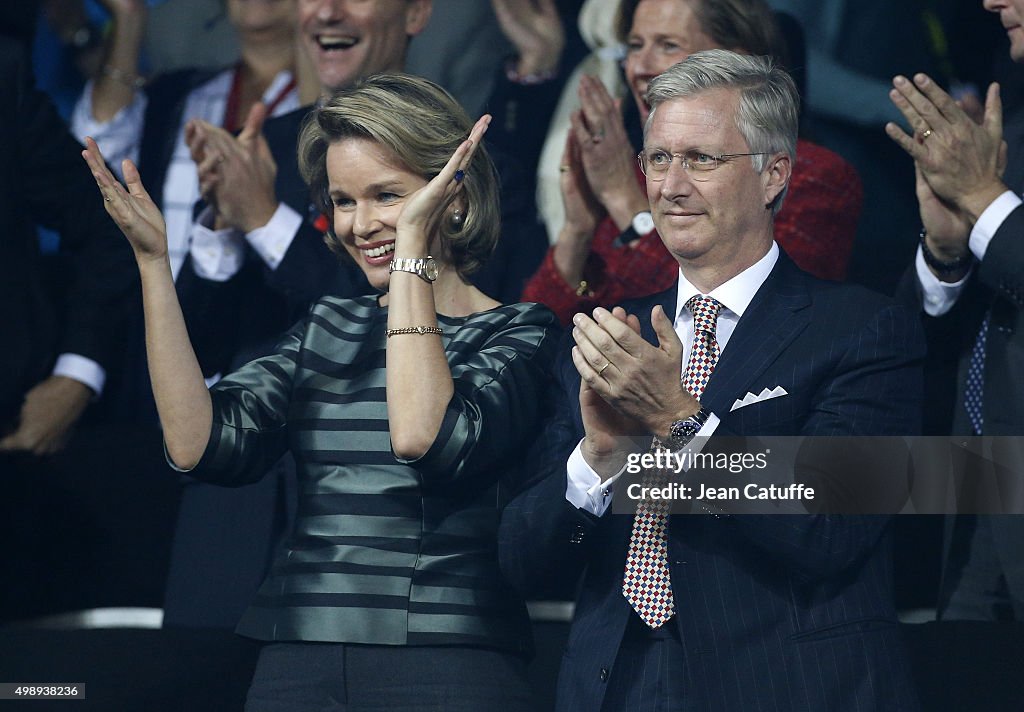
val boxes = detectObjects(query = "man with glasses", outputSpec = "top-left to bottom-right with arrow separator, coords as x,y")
501,50 -> 923,711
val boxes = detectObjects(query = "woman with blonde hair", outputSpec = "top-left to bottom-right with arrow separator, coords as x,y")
83,73 -> 555,711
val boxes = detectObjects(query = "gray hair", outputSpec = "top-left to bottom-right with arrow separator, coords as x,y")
644,49 -> 798,213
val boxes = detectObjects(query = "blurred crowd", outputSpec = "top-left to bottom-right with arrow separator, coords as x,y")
2,0 -> 1022,643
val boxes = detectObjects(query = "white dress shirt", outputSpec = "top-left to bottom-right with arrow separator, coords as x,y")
189,202 -> 304,280
52,353 -> 105,396
566,242 -> 781,515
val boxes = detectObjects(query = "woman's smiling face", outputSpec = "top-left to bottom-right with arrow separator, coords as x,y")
624,0 -> 722,123
326,137 -> 432,291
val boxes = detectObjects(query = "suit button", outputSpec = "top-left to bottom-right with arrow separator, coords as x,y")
599,667 -> 609,682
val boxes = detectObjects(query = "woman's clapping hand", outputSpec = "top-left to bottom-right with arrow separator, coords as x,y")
395,114 -> 491,250
82,136 -> 168,264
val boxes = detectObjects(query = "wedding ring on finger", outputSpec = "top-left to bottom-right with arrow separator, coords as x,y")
597,361 -> 610,376
921,129 -> 933,140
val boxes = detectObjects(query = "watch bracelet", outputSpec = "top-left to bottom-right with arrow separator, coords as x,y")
919,228 -> 973,273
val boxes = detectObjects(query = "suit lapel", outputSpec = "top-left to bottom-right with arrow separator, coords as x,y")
566,286 -> 677,431
267,105 -> 315,212
639,284 -> 679,346
700,254 -> 812,415
568,265 -> 809,426
138,68 -> 218,210
1002,108 -> 1024,196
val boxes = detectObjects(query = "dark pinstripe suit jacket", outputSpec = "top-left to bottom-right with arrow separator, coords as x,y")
501,252 -> 926,711
899,200 -> 1024,617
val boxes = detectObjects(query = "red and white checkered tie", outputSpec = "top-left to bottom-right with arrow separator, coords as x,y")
622,295 -> 722,628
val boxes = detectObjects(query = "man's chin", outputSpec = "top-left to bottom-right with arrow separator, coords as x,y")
316,58 -> 362,94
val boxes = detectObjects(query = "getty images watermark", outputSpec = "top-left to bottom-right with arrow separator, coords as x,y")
608,435 -> 1024,516
623,446 -> 815,505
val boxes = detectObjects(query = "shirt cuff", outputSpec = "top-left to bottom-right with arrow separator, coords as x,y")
564,413 -> 720,516
190,207 -> 247,281
970,190 -> 1021,259
244,203 -> 302,270
695,412 -> 719,440
70,80 -> 146,178
566,440 -> 622,516
53,353 -> 106,397
915,247 -> 970,317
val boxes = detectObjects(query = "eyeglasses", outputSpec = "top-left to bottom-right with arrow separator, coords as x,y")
637,149 -> 768,180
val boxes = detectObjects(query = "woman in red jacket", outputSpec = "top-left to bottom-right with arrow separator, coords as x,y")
523,0 -> 862,325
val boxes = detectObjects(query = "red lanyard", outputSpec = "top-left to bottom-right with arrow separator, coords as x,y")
222,65 -> 297,132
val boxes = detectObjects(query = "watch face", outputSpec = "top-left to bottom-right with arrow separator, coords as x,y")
632,211 -> 655,235
423,258 -> 439,281
670,418 -> 701,441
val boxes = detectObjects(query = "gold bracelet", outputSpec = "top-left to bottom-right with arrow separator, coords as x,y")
386,326 -> 443,337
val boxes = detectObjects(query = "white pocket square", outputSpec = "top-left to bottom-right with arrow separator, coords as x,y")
730,386 -> 789,412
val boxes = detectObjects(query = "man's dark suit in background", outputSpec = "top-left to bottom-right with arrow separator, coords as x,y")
886,0 -> 1024,620
0,35 -> 171,623
0,36 -> 135,426
900,201 -> 1024,619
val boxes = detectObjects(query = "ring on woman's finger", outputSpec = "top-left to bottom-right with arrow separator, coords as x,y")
597,361 -> 610,376
103,195 -> 112,202
921,128 -> 933,140
454,169 -> 465,183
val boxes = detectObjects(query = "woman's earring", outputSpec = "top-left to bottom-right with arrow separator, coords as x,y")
450,208 -> 464,230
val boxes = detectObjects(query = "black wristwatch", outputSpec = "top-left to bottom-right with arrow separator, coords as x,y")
613,211 -> 655,248
919,228 -> 973,274
665,407 -> 711,449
